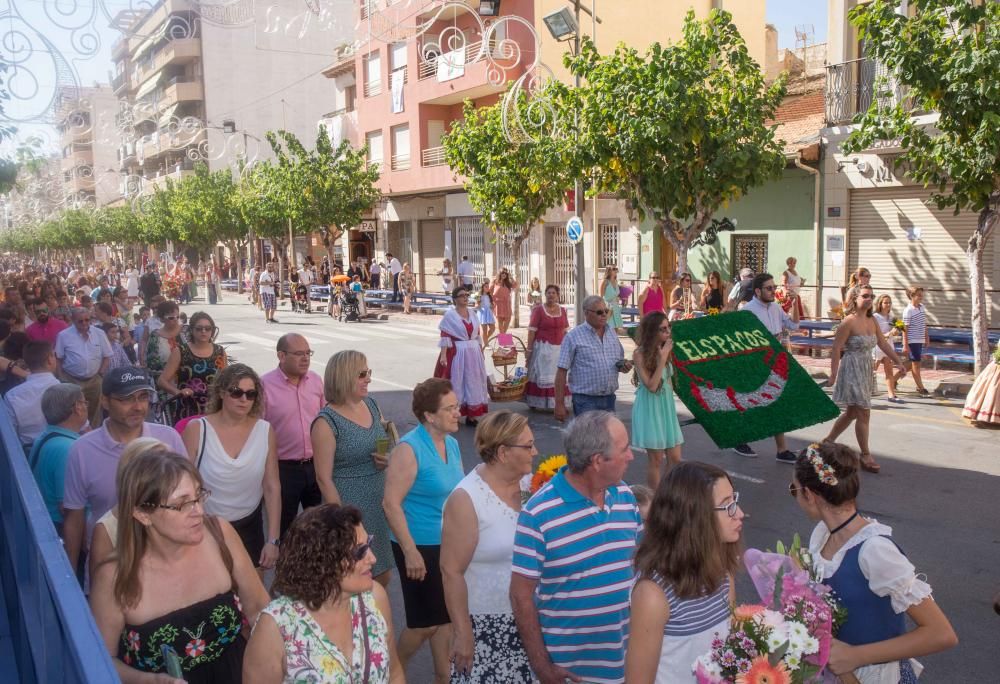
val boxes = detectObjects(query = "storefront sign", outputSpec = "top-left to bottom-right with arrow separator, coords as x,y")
669,312 -> 839,448
826,206 -> 841,218
359,219 -> 377,233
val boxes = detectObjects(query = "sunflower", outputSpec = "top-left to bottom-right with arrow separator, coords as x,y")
530,455 -> 567,492
735,657 -> 791,684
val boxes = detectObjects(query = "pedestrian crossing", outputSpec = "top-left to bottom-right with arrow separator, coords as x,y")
222,320 -> 441,352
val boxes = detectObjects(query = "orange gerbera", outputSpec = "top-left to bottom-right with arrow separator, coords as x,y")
735,657 -> 791,684
733,604 -> 767,621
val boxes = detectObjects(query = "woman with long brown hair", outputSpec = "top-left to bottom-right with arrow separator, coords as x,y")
699,270 -> 725,311
491,268 -> 518,333
626,462 -> 744,684
599,265 -> 624,333
630,312 -> 683,487
89,450 -> 269,683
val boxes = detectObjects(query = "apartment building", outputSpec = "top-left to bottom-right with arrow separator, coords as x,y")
820,0 -> 999,326
55,86 -> 124,209
111,0 -> 350,246
326,0 -> 767,304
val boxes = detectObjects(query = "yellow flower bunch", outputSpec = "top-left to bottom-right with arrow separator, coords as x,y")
530,455 -> 567,492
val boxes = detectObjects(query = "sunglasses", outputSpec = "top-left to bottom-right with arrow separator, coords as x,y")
163,315 -> 178,321
358,369 -> 372,379
353,534 -> 375,562
588,309 -> 610,315
227,388 -> 259,400
788,483 -> 800,497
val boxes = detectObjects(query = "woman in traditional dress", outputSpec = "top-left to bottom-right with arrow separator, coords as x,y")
524,284 -> 570,411
962,344 -> 1000,426
600,265 -> 624,334
791,441 -> 957,683
434,287 -> 489,427
781,256 -> 806,321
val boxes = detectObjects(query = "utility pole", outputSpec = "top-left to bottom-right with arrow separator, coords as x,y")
573,0 -> 586,324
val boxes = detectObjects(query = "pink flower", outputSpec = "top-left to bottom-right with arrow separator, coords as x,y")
734,604 -> 767,621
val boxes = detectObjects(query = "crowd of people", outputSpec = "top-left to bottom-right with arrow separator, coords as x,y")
1,254 -> 989,684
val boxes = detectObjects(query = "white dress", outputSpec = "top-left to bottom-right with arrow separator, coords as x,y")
125,268 -> 140,298
873,313 -> 893,361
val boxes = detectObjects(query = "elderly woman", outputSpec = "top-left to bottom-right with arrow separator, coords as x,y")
441,410 -> 536,683
158,311 -> 228,419
89,450 -> 270,683
312,350 -> 395,585
383,378 -> 465,684
144,299 -> 182,390
243,504 -> 404,683
434,286 -> 489,427
182,364 -> 281,571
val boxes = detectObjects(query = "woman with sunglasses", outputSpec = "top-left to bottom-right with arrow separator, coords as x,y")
825,285 -> 905,474
312,350 -> 395,587
626,462 -> 743,683
638,271 -> 667,319
182,364 -> 281,572
243,504 -> 404,684
158,311 -> 228,420
789,442 -> 957,683
89,450 -> 270,684
600,266 -> 625,334
668,272 -> 699,321
144,300 -> 184,409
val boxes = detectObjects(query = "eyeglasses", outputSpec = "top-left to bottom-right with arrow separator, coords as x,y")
713,491 -> 741,518
788,483 -> 800,498
761,285 -> 777,292
141,488 -> 211,514
110,392 -> 152,405
192,326 -> 215,333
504,442 -> 535,450
588,309 -> 610,315
353,534 -> 375,562
358,369 -> 373,379
227,388 -> 259,400
282,350 -> 314,357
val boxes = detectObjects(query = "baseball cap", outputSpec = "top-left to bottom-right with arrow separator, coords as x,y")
102,366 -> 155,398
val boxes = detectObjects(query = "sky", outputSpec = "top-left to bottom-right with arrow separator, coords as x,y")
766,0 -> 829,50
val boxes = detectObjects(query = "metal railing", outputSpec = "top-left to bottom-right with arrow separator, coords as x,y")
390,153 -> 411,171
111,71 -> 127,92
421,146 -> 447,167
825,57 -> 913,125
0,409 -> 119,682
418,39 -> 494,80
364,78 -> 383,98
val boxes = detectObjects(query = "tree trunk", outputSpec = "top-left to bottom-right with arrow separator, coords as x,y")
969,208 -> 997,375
659,221 -> 687,281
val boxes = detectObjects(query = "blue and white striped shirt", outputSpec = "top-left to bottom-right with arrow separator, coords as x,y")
512,468 -> 642,684
652,573 -> 731,637
902,303 -> 928,343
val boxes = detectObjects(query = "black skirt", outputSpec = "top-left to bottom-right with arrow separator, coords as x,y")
229,502 -> 264,566
391,540 -> 450,628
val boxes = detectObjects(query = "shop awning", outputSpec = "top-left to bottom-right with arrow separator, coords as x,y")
134,72 -> 163,101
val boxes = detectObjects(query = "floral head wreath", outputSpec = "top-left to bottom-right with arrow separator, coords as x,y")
805,443 -> 838,486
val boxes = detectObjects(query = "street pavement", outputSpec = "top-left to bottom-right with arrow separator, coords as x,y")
184,293 -> 998,682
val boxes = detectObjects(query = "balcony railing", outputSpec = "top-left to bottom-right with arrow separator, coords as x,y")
825,57 -> 913,125
364,78 -> 383,98
421,146 -> 447,167
112,71 -> 128,93
418,38 -> 497,81
390,153 -> 411,171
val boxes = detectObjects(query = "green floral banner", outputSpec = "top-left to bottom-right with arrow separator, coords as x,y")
668,311 -> 839,449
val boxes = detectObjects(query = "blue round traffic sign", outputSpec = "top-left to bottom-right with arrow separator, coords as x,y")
566,216 -> 584,245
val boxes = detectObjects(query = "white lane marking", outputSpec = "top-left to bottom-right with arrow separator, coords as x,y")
726,470 -> 766,484
370,376 -> 416,391
363,322 -> 441,338
229,332 -> 330,348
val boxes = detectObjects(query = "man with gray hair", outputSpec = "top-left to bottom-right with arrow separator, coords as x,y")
28,383 -> 89,537
511,411 -> 641,684
553,294 -> 631,421
54,306 -> 112,429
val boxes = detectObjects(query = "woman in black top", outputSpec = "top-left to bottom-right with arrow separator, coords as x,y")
699,270 -> 725,311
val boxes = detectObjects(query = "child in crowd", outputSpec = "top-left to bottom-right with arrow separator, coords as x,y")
630,483 -> 653,522
900,286 -> 931,396
101,322 -> 133,370
477,281 -> 495,341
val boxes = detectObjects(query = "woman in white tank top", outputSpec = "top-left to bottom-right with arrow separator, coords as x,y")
182,364 -> 281,572
440,410 -> 536,683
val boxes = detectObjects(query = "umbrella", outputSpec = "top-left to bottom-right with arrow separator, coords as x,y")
332,274 -> 350,283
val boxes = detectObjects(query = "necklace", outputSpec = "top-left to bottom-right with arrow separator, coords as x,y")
829,510 -> 859,536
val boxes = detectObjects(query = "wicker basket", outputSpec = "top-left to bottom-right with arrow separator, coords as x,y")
485,334 -> 528,402
489,378 -> 527,402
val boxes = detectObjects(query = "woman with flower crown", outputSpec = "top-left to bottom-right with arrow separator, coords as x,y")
626,462 -> 744,683
790,441 -> 957,684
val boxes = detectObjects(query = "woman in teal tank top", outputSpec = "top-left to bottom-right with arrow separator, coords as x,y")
383,377 -> 465,683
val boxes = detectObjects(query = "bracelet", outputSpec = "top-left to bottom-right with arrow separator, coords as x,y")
266,538 -> 280,547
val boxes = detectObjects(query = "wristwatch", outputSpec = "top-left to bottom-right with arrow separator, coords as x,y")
266,538 -> 280,547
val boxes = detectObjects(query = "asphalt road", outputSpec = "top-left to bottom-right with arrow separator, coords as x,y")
186,294 -> 998,682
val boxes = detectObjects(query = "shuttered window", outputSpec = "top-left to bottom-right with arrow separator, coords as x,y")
848,186 -> 998,327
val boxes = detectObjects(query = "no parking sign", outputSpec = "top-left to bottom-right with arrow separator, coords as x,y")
566,216 -> 583,245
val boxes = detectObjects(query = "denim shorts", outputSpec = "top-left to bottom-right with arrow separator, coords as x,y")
907,342 -> 923,362
572,393 -> 616,416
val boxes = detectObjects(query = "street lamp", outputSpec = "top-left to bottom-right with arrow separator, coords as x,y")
542,7 -> 578,41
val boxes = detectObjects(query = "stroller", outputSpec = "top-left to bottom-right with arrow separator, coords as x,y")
292,283 -> 311,313
340,290 -> 362,322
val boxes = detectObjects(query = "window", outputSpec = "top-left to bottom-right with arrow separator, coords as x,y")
390,42 -> 408,83
391,124 -> 410,171
365,130 -> 384,168
364,51 -> 382,97
345,85 -> 356,112
599,222 -> 619,269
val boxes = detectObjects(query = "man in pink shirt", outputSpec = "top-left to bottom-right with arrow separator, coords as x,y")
25,300 -> 68,345
260,333 -> 325,537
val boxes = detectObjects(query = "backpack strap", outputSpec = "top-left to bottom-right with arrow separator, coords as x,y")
29,431 -> 73,470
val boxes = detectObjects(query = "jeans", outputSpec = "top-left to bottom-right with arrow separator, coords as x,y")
572,393 -> 616,416
277,459 -> 322,538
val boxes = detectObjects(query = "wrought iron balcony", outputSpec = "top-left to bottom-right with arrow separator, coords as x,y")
825,57 -> 914,125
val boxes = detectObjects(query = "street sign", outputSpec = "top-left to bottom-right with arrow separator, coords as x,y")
566,216 -> 584,245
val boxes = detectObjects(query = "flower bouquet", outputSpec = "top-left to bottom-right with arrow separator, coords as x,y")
891,318 -> 905,332
162,273 -> 183,300
529,455 -> 566,493
707,307 -> 721,316
693,543 -> 844,684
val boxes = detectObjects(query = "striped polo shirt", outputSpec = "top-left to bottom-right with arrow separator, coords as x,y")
902,303 -> 927,343
512,468 -> 642,684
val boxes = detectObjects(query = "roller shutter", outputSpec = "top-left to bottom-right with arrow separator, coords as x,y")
848,186 -> 998,327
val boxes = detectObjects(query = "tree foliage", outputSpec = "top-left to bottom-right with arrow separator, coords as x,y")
443,88 -> 578,252
566,9 -> 786,276
843,0 -> 1000,372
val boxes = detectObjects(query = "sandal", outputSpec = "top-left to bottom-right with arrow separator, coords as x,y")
860,454 -> 881,474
